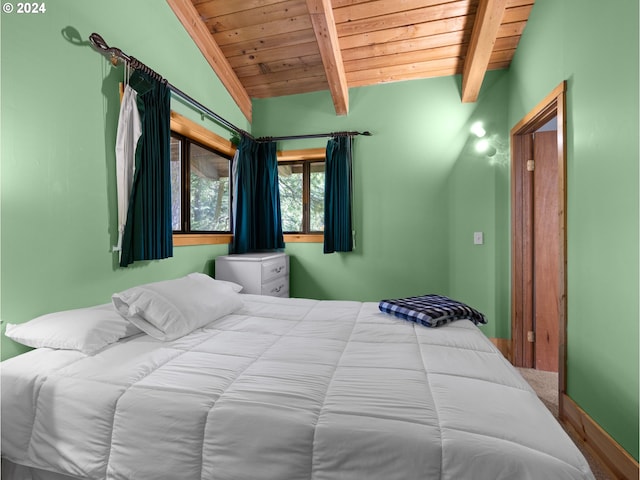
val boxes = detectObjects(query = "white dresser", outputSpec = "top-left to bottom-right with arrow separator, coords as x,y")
215,252 -> 289,297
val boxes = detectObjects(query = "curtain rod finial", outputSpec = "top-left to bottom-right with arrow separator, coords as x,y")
89,33 -> 109,51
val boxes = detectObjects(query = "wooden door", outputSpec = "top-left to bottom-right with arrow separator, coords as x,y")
533,130 -> 559,372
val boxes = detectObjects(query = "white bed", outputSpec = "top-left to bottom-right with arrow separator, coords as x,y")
1,286 -> 594,479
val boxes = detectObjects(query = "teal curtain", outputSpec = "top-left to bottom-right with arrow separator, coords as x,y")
232,137 -> 284,254
231,136 -> 257,254
255,141 -> 284,249
324,135 -> 353,253
120,72 -> 172,267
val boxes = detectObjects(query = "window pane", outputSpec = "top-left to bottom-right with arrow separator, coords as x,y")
189,143 -> 230,231
310,162 -> 325,232
170,136 -> 182,231
278,163 -> 303,232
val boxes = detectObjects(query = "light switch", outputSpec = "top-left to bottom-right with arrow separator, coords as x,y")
473,232 -> 484,245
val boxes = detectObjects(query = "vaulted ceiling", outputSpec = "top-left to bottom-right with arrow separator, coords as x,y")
166,0 -> 534,122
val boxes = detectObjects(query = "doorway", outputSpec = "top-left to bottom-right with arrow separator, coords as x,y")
511,82 -> 567,407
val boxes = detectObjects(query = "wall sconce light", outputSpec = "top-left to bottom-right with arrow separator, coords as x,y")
470,122 -> 486,138
471,121 -> 496,157
475,138 -> 497,157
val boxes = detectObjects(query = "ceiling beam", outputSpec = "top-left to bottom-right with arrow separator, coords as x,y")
166,0 -> 253,122
461,0 -> 507,103
306,0 -> 349,115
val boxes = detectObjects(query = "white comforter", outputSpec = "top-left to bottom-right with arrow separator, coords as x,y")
2,295 -> 594,480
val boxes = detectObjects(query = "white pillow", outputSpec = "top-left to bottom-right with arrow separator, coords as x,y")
207,277 -> 243,293
4,303 -> 141,354
112,273 -> 243,341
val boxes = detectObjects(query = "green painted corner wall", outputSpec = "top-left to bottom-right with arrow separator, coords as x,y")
1,0 -> 637,464
253,71 -> 511,340
507,0 -> 639,460
0,0 -> 245,360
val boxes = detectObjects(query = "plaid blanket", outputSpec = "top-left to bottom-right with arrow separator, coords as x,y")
378,294 -> 487,328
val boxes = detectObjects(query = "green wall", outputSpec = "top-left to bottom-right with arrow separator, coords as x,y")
507,0 -> 639,461
0,0 -> 248,359
1,0 -> 637,463
253,71 -> 511,340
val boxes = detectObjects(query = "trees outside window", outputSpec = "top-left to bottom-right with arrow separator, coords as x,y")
171,133 -> 231,233
278,160 -> 325,234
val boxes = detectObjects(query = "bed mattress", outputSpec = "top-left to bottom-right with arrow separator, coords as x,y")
1,294 -> 594,480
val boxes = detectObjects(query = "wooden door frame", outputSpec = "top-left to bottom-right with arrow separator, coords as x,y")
511,81 -> 567,412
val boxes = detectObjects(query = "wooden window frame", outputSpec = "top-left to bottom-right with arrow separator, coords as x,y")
171,112 -> 235,246
171,113 -> 324,246
278,148 -> 325,243
278,159 -> 324,236
172,132 -> 233,235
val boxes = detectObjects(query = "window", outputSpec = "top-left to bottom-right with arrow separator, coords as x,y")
170,133 -> 232,233
169,110 -> 324,244
278,160 -> 325,234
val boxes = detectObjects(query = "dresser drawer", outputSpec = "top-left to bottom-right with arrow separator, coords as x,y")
261,256 -> 288,283
261,276 -> 289,297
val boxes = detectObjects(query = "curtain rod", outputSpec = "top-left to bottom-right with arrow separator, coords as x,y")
89,33 -> 372,144
256,131 -> 371,143
89,33 -> 253,139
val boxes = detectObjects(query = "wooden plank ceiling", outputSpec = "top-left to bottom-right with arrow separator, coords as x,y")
167,0 -> 534,121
